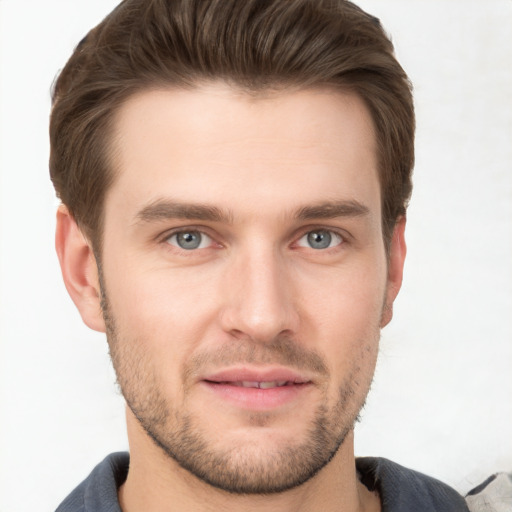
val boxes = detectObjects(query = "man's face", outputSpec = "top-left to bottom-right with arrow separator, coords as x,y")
96,84 -> 402,493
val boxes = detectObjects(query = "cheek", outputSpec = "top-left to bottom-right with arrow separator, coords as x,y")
298,263 -> 385,375
102,259 -> 225,365
300,259 -> 387,329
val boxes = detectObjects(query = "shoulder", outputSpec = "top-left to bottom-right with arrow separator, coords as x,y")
357,457 -> 470,512
465,472 -> 512,512
55,452 -> 129,512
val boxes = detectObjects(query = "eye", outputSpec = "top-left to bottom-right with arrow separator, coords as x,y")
297,229 -> 343,250
166,230 -> 212,250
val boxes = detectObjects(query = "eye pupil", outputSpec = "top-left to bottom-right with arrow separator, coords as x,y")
307,230 -> 332,249
177,231 -> 202,250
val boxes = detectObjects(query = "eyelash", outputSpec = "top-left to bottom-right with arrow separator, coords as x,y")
295,228 -> 345,251
159,226 -> 347,253
160,227 -> 218,253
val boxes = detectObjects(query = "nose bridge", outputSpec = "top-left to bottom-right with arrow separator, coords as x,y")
221,241 -> 298,341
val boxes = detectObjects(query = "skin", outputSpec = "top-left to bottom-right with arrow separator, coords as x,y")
56,84 -> 406,512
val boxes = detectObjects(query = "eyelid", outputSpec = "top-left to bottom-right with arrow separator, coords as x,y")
156,224 -> 349,251
293,226 -> 348,249
167,231 -> 212,250
158,226 -> 220,249
157,224 -> 210,240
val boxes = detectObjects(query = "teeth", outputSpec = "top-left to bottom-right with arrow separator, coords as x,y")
259,381 -> 277,389
238,381 -> 289,389
216,380 -> 292,388
241,381 -> 260,388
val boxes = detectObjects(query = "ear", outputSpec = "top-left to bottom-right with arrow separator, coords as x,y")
55,205 -> 106,332
381,216 -> 407,327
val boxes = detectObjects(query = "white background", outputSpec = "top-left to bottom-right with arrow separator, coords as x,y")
1,1 -> 511,510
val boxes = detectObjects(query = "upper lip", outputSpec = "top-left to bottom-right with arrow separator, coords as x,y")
202,366 -> 312,385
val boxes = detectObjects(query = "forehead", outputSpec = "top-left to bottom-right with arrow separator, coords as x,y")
107,83 -> 380,222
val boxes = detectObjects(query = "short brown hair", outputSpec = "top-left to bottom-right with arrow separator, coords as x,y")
50,0 -> 414,252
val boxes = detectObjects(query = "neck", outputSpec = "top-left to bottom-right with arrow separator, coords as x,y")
118,408 -> 380,512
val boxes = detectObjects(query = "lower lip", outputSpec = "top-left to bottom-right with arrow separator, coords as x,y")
201,381 -> 311,410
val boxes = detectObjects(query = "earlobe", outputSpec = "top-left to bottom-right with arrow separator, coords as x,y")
55,205 -> 106,333
381,216 -> 407,327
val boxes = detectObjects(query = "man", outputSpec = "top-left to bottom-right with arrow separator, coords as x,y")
49,0 -> 496,510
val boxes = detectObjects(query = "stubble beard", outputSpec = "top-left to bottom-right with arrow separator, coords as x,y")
100,290 -> 378,495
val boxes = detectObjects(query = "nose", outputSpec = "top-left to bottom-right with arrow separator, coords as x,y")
219,246 -> 299,342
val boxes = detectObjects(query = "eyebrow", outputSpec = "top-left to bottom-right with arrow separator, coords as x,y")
134,198 -> 370,225
135,200 -> 233,224
295,200 -> 370,220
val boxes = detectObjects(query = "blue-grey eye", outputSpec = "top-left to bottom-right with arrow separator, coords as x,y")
297,230 -> 343,250
167,231 -> 211,250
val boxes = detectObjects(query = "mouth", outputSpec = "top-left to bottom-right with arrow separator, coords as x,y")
208,380 -> 301,389
200,368 -> 312,410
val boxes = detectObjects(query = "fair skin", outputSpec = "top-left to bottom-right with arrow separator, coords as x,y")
56,84 -> 406,512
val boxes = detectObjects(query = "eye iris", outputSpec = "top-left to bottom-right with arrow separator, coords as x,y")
176,231 -> 202,250
307,230 -> 332,249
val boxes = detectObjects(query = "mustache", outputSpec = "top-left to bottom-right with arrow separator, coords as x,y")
184,335 -> 329,380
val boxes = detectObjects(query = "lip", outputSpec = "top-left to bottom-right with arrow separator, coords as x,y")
203,367 -> 311,385
200,366 -> 313,410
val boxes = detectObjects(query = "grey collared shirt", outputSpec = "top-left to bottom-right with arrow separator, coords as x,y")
56,452 -> 478,511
